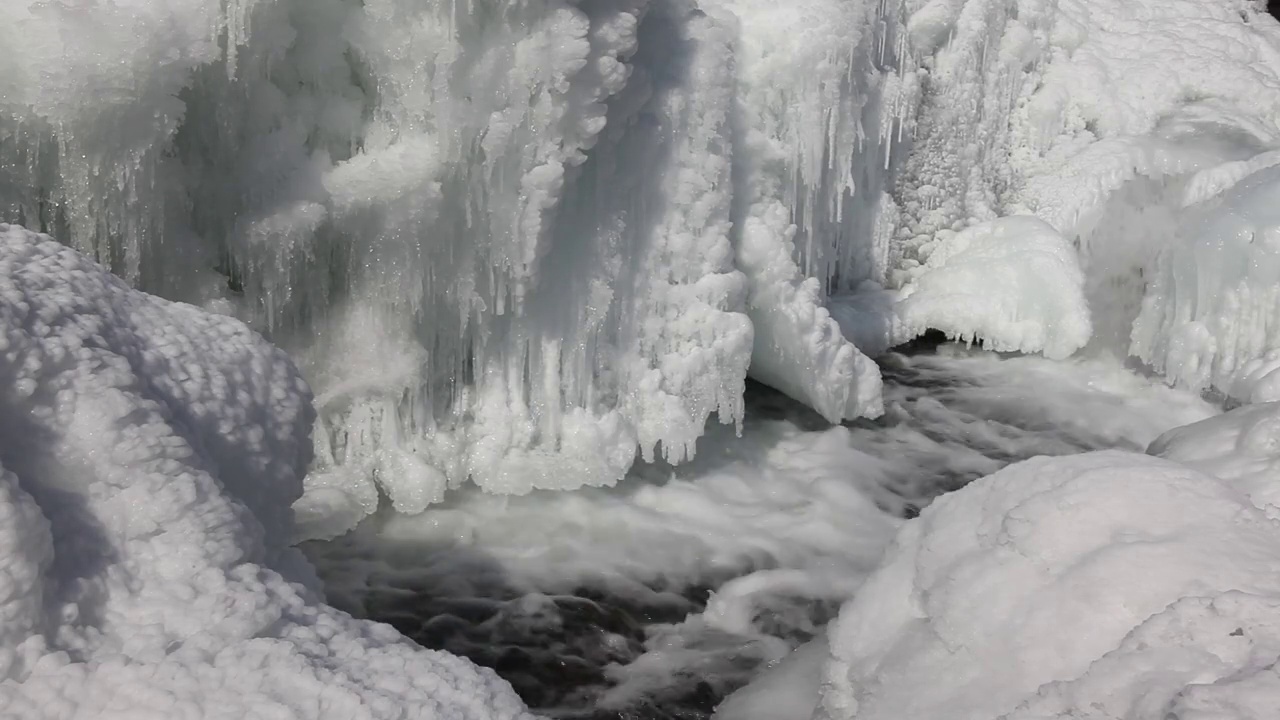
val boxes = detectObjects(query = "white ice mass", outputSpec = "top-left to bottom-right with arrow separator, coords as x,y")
5,0 -> 1280,717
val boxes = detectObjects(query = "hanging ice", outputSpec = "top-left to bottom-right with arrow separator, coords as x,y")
1131,165 -> 1280,400
815,451 -> 1280,720
0,0 -> 920,534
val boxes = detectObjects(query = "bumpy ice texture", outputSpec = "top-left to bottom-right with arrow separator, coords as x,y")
0,225 -> 533,720
823,0 -> 1280,377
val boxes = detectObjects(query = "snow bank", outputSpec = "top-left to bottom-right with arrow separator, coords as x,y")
0,224 -> 532,720
814,451 -> 1280,720
897,216 -> 1091,359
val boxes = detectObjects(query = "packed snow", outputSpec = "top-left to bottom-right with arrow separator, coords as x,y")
0,225 -> 532,720
5,0 -> 1280,718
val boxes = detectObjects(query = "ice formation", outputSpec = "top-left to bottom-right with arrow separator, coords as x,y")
896,216 -> 1090,359
0,0 -> 914,534
1132,165 -> 1280,398
7,0 -> 1280,713
0,225 -> 532,719
6,0 -> 1278,531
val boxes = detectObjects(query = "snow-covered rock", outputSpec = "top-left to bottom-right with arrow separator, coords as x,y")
0,224 -> 533,720
815,451 -> 1280,720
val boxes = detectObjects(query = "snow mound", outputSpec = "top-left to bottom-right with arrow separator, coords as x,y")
1150,402 -> 1280,513
897,217 -> 1091,359
1008,591 -> 1280,720
815,451 -> 1280,720
0,224 -> 532,720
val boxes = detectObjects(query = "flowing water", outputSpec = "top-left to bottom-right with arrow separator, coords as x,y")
303,342 -> 1216,719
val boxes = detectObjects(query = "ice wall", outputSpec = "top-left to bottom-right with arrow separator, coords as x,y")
995,0 -> 1280,381
1,0 -> 918,533
0,224 -> 533,720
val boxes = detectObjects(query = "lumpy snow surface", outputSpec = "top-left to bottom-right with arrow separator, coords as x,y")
812,451 -> 1280,720
0,225 -> 532,720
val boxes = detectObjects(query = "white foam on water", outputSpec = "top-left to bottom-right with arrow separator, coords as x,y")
305,345 -> 1216,713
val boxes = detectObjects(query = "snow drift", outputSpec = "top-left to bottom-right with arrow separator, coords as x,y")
0,224 -> 532,720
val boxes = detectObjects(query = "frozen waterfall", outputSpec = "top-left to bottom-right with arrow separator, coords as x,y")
7,0 -> 1280,538
1,0 -> 920,536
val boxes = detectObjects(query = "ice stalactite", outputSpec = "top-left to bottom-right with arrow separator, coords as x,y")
17,0 -> 1279,533
706,0 -> 930,421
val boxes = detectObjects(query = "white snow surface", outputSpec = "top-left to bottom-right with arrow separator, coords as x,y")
0,224 -> 533,720
814,451 -> 1280,720
1150,401 -> 1280,513
6,0 -> 1280,533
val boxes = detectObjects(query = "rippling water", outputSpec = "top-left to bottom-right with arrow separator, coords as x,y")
303,344 -> 1216,719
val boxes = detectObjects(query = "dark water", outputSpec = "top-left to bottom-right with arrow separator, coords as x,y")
306,343 -> 1199,719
